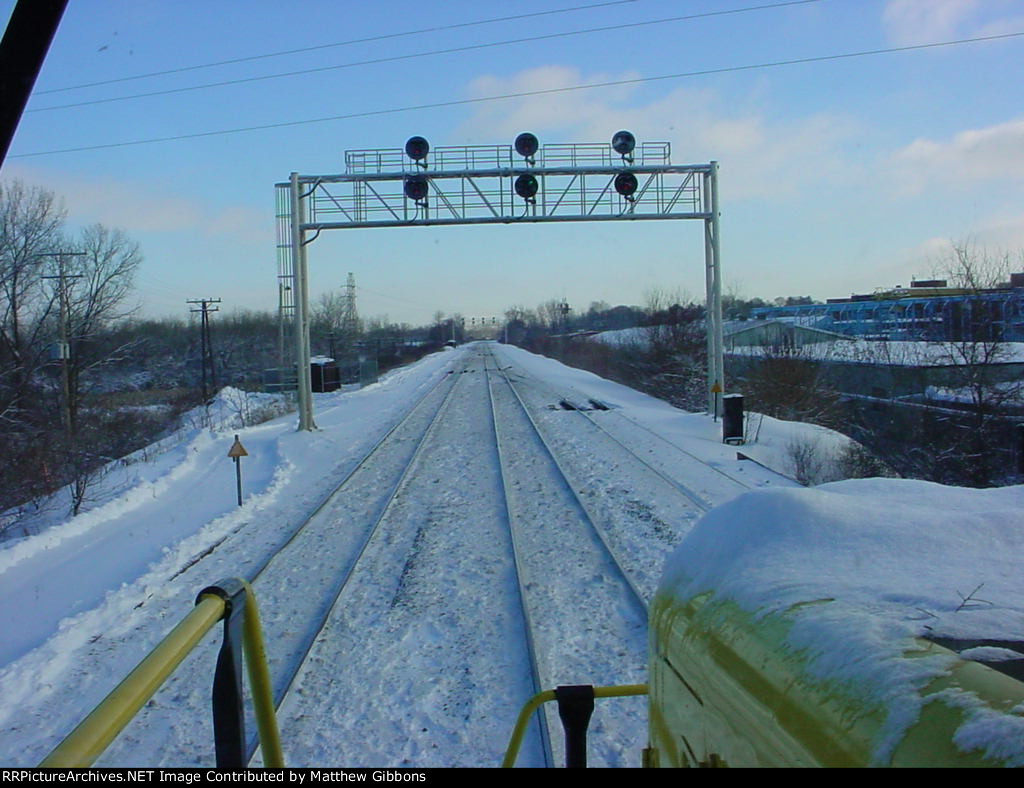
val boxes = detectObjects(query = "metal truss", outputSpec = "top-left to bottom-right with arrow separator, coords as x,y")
281,142 -> 710,230
277,140 -> 723,430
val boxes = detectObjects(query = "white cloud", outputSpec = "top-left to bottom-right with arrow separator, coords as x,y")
455,66 -> 861,201
881,0 -> 1024,45
1,162 -> 267,240
890,117 -> 1024,192
460,65 -> 644,140
891,217 -> 1024,283
882,0 -> 980,45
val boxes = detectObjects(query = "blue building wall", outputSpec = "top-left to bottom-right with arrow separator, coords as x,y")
751,290 -> 1024,342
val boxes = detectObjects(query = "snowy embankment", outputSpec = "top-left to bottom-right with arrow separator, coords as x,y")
0,352 -> 461,765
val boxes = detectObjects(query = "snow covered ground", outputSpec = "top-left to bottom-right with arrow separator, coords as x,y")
0,342 -> 1021,767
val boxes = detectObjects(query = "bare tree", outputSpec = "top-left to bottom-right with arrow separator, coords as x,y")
0,181 -> 65,412
0,182 -> 145,517
925,241 -> 1023,484
61,224 -> 142,431
536,298 -> 572,333
312,291 -> 346,334
740,342 -> 843,428
0,183 -> 67,517
845,241 -> 1023,486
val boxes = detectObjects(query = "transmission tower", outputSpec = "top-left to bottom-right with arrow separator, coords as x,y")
341,272 -> 359,342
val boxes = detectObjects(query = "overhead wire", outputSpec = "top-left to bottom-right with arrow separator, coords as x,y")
27,0 -> 829,113
11,30 -> 1022,159
34,0 -> 643,95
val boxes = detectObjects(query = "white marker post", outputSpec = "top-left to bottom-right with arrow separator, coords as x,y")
228,434 -> 248,506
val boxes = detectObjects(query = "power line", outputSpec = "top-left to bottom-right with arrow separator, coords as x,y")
12,30 -> 1022,159
34,0 -> 643,95
28,0 -> 828,114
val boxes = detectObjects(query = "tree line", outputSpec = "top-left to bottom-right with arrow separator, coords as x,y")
4,176 -> 1018,529
1,181 -> 144,518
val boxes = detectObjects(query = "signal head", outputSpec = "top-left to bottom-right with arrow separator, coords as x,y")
404,136 -> 430,161
514,173 -> 539,200
403,175 -> 429,201
611,130 -> 636,156
514,132 -> 539,159
614,172 -> 638,198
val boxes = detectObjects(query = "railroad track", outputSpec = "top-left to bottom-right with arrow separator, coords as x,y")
489,342 -> 797,506
265,347 -> 652,767
92,357 -> 468,766
97,342 -> 727,766
484,351 -> 649,768
263,349 -> 548,767
243,361 -> 470,760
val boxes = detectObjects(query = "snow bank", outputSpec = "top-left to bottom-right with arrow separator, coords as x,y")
180,386 -> 292,431
660,477 -> 1024,762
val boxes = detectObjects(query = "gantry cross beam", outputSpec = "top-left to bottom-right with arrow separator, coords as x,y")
276,136 -> 723,431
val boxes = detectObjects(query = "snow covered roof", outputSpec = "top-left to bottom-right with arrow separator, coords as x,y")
659,478 -> 1024,764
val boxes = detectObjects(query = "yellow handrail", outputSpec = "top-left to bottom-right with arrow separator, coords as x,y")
40,579 -> 283,768
502,684 -> 648,767
239,580 -> 284,767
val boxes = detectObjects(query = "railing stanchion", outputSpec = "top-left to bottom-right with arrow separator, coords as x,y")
197,580 -> 248,768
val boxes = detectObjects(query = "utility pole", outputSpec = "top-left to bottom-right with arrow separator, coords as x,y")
188,298 -> 221,402
40,252 -> 84,437
558,300 -> 571,332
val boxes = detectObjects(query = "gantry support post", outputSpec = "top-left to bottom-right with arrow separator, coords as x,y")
290,172 -> 315,431
703,161 -> 724,416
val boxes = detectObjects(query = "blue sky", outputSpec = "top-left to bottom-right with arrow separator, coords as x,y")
2,0 -> 1022,325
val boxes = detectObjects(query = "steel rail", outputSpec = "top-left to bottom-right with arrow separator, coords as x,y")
492,345 -> 757,503
482,353 -> 555,769
485,346 -> 648,616
506,375 -> 726,511
244,360 -> 471,762
40,359 -> 465,768
249,364 -> 463,582
599,408 -> 756,493
162,360 -> 463,592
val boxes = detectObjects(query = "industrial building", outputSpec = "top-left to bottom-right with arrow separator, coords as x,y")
750,274 -> 1024,342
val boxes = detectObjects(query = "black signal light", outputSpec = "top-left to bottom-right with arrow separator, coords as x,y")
614,172 -> 638,198
515,173 -> 538,200
405,136 -> 430,162
514,132 -> 539,159
404,175 -> 429,201
611,130 -> 636,157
